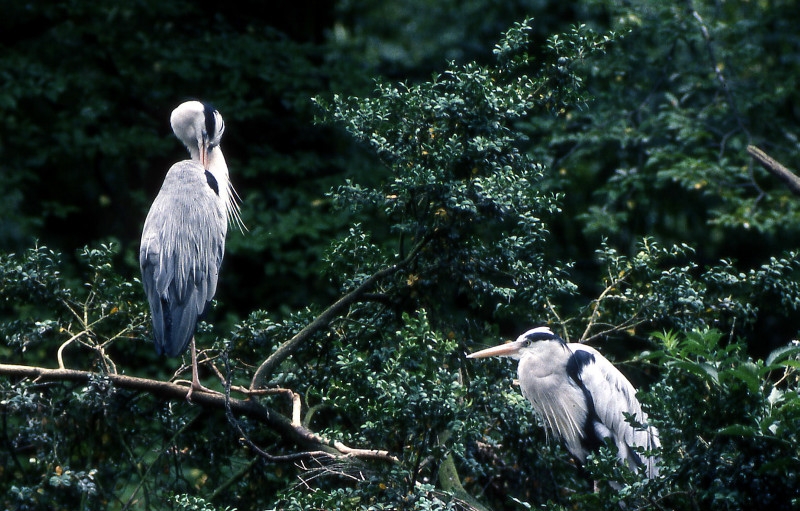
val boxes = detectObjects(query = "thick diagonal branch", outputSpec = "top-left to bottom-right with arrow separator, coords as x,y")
249,235 -> 431,391
747,145 -> 800,197
0,364 -> 395,462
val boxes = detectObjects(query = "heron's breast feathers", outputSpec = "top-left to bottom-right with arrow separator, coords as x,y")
519,368 -> 589,458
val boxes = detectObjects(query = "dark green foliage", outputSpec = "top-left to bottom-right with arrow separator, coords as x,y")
530,0 -> 800,255
313,20 -> 615,326
644,330 -> 800,510
4,1 -> 800,510
0,0 -> 366,318
568,239 -> 800,336
0,244 -> 148,367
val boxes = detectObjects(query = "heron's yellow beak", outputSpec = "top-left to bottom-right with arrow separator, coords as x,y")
199,134 -> 210,170
466,340 -> 520,359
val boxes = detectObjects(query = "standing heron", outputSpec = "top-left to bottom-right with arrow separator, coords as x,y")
468,327 -> 659,481
140,100 -> 243,400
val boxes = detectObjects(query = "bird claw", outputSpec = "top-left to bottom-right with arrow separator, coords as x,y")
185,382 -> 218,403
183,336 -> 220,402
173,379 -> 219,402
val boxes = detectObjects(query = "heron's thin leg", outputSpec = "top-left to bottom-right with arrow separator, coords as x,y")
186,337 -> 216,402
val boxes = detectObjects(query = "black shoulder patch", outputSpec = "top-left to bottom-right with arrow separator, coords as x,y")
205,170 -> 219,195
203,103 -> 217,138
566,349 -> 595,385
564,348 -> 606,455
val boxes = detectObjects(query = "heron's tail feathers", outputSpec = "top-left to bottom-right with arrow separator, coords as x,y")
625,424 -> 660,479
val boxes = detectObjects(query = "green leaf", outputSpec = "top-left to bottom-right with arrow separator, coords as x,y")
717,424 -> 759,438
669,359 -> 719,384
720,362 -> 761,393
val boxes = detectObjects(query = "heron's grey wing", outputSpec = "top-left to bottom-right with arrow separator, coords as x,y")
570,344 -> 660,477
140,160 -> 227,358
140,240 -> 166,353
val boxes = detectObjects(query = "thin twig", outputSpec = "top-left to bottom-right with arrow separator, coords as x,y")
544,297 -> 565,333
209,457 -> 259,501
57,330 -> 90,369
580,270 -> 629,342
250,233 -> 433,390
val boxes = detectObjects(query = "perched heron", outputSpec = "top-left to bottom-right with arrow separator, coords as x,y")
468,327 -> 660,481
140,100 -> 243,400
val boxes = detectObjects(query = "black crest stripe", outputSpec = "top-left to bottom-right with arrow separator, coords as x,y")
524,330 -> 565,344
203,103 -> 217,138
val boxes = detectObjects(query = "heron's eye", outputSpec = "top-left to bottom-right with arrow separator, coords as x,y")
522,340 -> 531,347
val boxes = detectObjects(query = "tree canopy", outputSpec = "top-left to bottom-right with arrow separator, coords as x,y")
2,1 -> 800,510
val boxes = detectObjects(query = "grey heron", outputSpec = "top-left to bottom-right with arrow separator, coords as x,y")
468,326 -> 660,481
140,100 -> 243,400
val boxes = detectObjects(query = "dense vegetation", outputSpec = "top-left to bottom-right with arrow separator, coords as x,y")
2,1 -> 799,510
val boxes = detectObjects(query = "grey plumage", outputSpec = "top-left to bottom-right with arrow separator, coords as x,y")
140,159 -> 225,357
139,101 -> 241,392
468,326 -> 660,479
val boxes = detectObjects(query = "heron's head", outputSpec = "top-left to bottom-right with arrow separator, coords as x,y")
467,326 -> 564,360
170,100 -> 225,170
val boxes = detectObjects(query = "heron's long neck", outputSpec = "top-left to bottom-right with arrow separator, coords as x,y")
207,146 -> 228,198
206,147 -> 238,225
185,144 -> 202,163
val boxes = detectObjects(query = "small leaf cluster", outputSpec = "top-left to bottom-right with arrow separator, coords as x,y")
330,311 -> 464,454
561,237 -> 800,341
641,329 -> 800,510
0,243 -> 148,364
170,494 -> 236,511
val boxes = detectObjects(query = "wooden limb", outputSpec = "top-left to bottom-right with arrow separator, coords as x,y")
747,145 -> 800,197
209,457 -> 259,501
0,363 -> 396,463
236,387 -> 302,426
436,430 -> 490,511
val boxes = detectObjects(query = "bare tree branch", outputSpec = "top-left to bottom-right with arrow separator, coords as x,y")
0,363 -> 396,463
747,145 -> 800,197
249,233 -> 432,391
580,269 -> 629,342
